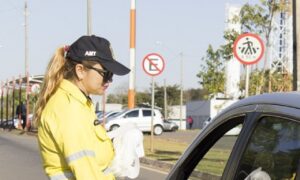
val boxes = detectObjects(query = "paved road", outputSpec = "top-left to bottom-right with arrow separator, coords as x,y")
0,130 -> 47,180
0,130 -> 167,180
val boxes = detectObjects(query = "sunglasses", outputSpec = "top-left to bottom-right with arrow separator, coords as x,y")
84,65 -> 113,83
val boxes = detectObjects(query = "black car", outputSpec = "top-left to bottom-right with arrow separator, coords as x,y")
167,92 -> 300,180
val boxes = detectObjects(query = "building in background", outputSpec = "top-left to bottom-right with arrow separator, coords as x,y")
225,4 -> 241,99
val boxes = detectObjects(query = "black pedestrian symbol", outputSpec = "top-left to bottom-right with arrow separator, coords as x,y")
239,37 -> 260,55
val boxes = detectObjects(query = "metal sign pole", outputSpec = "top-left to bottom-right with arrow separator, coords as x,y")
151,76 -> 155,153
10,77 -> 15,130
0,81 -> 3,127
245,65 -> 249,98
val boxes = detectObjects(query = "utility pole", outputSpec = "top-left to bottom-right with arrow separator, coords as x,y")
164,79 -> 167,120
24,1 -> 28,77
24,1 -> 30,131
179,52 -> 183,130
87,0 -> 92,35
128,0 -> 136,109
293,0 -> 300,90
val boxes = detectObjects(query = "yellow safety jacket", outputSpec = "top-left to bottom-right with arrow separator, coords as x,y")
38,79 -> 115,180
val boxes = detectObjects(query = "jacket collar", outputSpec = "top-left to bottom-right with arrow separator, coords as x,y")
59,79 -> 92,106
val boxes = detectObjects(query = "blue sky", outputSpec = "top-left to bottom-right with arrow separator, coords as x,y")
0,0 -> 257,94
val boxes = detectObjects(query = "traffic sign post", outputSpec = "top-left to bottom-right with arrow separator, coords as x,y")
31,83 -> 40,94
233,33 -> 264,97
142,53 -> 165,152
142,53 -> 165,77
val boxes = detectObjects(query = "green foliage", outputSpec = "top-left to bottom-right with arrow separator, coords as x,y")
197,45 -> 225,99
221,30 -> 240,61
154,83 -> 180,108
184,88 -> 208,102
239,69 -> 292,97
106,93 -> 128,105
0,88 -> 35,120
136,91 -> 151,105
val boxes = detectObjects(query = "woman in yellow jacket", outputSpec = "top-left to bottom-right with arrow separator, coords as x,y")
34,35 -> 130,180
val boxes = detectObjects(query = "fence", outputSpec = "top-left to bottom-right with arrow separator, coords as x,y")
0,74 -> 42,131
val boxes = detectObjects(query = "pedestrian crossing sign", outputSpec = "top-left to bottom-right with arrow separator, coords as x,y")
233,33 -> 264,65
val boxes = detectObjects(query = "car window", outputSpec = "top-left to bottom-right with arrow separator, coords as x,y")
235,116 -> 300,180
143,110 -> 154,117
190,116 -> 244,179
108,112 -> 118,117
125,110 -> 139,118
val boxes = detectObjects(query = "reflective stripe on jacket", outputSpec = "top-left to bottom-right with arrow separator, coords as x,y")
38,79 -> 115,180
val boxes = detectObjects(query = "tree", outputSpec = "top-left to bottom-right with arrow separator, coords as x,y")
238,1 -> 290,93
136,91 -> 151,106
154,84 -> 180,108
197,45 -> 225,99
184,88 -> 208,101
106,93 -> 127,105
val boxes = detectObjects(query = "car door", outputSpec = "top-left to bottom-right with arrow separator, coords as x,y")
166,116 -> 248,179
166,104 -> 258,180
141,109 -> 153,131
123,109 -> 141,129
167,103 -> 300,180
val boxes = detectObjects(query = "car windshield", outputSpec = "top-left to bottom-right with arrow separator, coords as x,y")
107,109 -> 127,119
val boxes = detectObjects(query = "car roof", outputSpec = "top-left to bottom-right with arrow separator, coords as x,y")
213,92 -> 300,121
229,92 -> 300,110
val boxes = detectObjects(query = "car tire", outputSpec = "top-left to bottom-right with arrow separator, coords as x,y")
110,125 -> 120,131
171,127 -> 178,131
154,125 -> 163,135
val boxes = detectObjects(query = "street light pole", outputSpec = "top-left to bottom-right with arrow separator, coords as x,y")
24,1 -> 30,131
24,1 -> 28,77
87,0 -> 92,35
293,0 -> 300,90
179,52 -> 183,130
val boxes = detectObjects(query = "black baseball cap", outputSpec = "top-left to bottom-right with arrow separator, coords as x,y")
66,35 -> 130,75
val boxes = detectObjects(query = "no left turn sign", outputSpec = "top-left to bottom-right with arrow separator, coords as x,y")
233,33 -> 264,65
142,53 -> 165,76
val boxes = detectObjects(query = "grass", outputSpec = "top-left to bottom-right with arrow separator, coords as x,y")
143,135 -> 230,176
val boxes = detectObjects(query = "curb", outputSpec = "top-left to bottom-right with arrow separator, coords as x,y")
140,157 -> 174,172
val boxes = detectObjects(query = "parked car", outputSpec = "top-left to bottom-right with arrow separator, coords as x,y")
96,110 -> 121,123
163,119 -> 179,132
167,92 -> 300,179
105,108 -> 164,135
202,117 -> 211,129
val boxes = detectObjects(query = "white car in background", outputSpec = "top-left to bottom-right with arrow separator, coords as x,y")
105,108 -> 164,135
96,110 -> 121,123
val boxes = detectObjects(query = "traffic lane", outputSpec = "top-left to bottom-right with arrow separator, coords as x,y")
0,130 -> 168,180
118,165 -> 167,180
0,130 -> 47,180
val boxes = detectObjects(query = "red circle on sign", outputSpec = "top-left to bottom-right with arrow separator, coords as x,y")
233,33 -> 264,65
142,53 -> 165,76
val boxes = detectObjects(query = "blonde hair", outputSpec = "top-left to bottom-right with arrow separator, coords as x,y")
33,47 -> 99,126
34,47 -> 67,126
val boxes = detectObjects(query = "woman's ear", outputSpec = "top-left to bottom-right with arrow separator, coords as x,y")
75,64 -> 86,80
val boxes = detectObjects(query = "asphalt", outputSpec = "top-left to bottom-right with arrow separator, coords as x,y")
0,127 -> 200,173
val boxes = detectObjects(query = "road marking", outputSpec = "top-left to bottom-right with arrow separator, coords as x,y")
140,165 -> 169,175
